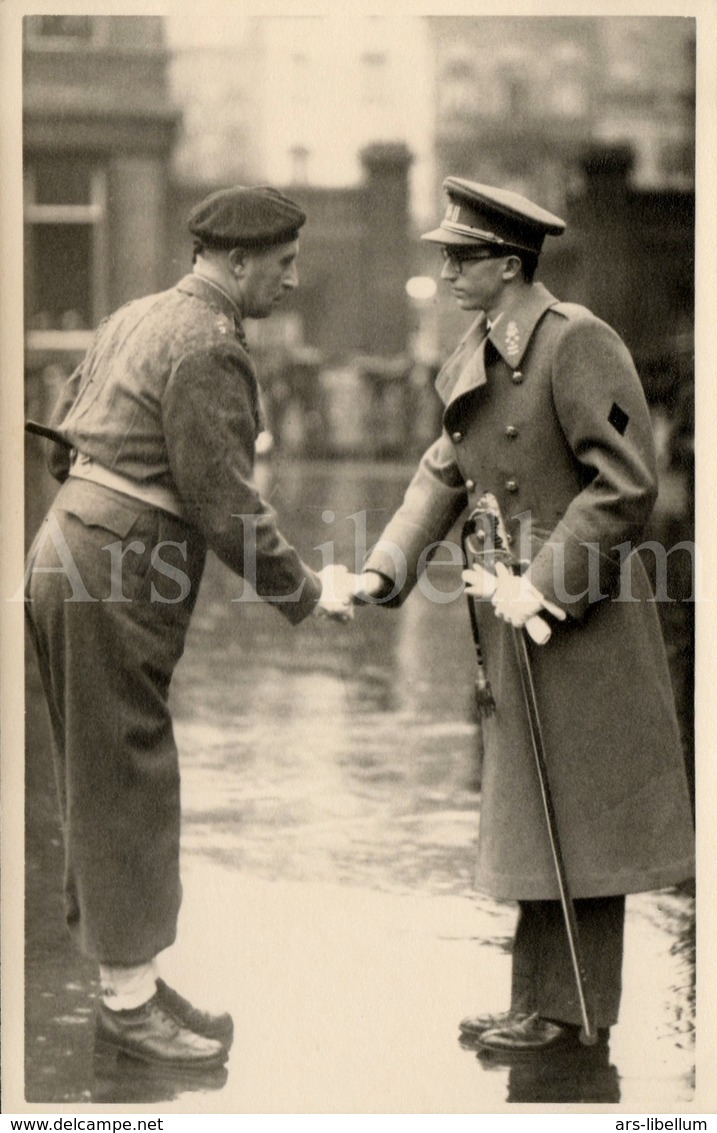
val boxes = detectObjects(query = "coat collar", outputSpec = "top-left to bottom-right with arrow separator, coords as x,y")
175,273 -> 249,347
434,314 -> 489,406
435,281 -> 557,407
486,281 -> 557,368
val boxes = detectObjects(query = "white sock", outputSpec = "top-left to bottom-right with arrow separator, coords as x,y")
99,959 -> 158,1011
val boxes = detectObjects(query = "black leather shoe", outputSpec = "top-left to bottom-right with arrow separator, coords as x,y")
459,1010 -> 530,1039
96,995 -> 227,1068
155,978 -> 234,1051
477,1012 -> 605,1058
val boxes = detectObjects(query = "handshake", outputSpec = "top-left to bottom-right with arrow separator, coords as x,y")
312,566 -> 388,623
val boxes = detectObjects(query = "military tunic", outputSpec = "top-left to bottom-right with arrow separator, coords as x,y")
25,274 -> 322,964
366,282 -> 695,902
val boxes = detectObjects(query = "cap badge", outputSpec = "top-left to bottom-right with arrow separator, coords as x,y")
446,203 -> 461,223
505,321 -> 521,358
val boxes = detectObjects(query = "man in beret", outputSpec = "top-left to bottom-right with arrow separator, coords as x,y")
24,184 -> 356,1068
354,178 -> 695,1057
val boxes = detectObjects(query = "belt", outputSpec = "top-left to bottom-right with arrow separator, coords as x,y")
69,453 -> 185,519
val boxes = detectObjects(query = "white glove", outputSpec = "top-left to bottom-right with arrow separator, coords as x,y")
461,562 -> 565,645
314,564 -> 356,622
461,562 -> 500,600
491,562 -> 566,627
351,570 -> 390,603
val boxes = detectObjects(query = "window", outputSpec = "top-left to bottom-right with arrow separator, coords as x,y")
289,145 -> 310,185
24,159 -> 108,350
439,76 -> 479,118
24,16 -> 104,45
291,52 -> 310,104
362,52 -> 388,105
501,71 -> 530,117
660,140 -> 695,186
439,51 -> 479,118
37,16 -> 93,38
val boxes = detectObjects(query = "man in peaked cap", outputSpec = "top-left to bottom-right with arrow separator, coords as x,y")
24,185 -> 356,1069
422,176 -> 566,254
354,178 -> 694,1057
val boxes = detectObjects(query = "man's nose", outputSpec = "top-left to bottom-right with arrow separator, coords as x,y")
440,259 -> 457,280
283,264 -> 299,289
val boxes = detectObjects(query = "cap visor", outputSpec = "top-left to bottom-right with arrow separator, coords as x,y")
420,225 -> 493,246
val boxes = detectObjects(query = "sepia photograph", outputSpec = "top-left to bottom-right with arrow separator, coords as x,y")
1,0 -> 714,1120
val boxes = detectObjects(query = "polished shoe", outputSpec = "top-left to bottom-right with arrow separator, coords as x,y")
477,1012 -> 606,1058
96,995 -> 227,1068
155,978 -> 234,1050
459,1010 -> 530,1039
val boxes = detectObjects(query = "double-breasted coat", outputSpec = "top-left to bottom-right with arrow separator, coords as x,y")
366,282 -> 695,901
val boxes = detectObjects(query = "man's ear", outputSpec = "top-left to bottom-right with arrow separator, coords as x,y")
228,247 -> 248,277
502,255 -> 523,282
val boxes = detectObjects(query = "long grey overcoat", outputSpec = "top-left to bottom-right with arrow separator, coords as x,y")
366,282 -> 695,901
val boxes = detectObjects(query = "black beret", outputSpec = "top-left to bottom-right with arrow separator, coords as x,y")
422,177 -> 565,253
188,185 -> 306,249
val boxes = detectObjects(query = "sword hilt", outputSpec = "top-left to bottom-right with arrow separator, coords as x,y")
465,496 -> 553,645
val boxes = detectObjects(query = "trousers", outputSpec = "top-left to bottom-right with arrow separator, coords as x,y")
25,479 -> 206,965
510,896 -> 625,1028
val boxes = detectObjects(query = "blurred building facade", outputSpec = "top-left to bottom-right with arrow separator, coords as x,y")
23,14 -> 695,467
428,16 -> 694,205
165,11 -> 434,219
165,9 -> 260,188
162,13 -> 696,450
23,16 -> 179,422
23,14 -> 179,538
23,16 -> 179,338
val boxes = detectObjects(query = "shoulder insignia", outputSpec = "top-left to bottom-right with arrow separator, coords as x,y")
215,314 -> 232,336
608,402 -> 630,435
505,320 -> 521,358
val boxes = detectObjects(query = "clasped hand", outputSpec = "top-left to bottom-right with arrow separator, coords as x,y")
313,564 -> 358,622
313,567 -> 390,622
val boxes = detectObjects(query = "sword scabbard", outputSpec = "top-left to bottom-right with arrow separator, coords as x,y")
461,520 -> 497,718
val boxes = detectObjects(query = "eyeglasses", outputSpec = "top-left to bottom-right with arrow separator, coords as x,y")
440,246 -> 501,274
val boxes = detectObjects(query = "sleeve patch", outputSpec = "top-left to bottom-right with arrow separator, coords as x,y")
608,402 -> 629,435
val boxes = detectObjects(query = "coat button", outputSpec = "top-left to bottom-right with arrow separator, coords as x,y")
505,479 -> 519,493
511,371 -> 524,384
452,431 -> 464,444
505,425 -> 518,438
465,479 -> 475,492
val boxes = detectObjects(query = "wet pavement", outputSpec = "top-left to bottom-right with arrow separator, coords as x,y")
21,459 -> 695,1112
